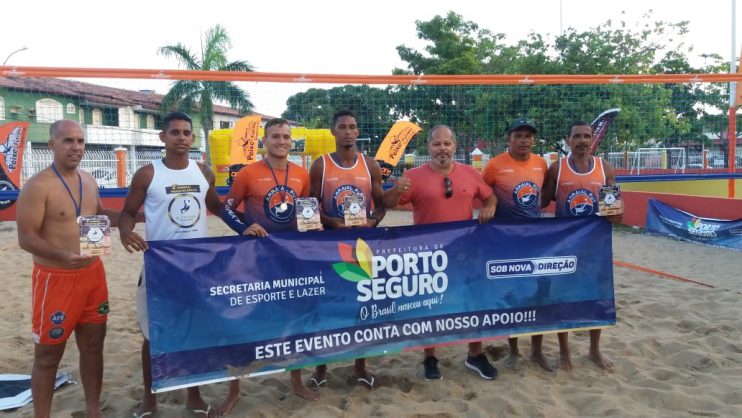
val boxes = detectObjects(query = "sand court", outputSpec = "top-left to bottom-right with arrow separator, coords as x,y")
0,212 -> 739,417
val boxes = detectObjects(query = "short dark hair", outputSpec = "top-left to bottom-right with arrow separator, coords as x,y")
567,120 -> 592,137
161,111 -> 192,131
331,109 -> 356,128
264,118 -> 290,135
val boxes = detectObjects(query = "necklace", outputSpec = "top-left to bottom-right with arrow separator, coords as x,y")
264,159 -> 290,213
51,163 -> 83,218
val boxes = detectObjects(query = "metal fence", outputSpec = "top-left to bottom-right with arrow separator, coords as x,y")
21,147 -> 203,188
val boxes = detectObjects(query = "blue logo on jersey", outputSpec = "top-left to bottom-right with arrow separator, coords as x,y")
263,185 -> 298,224
513,181 -> 539,209
49,327 -> 65,339
50,311 -> 66,325
332,185 -> 364,217
566,189 -> 597,216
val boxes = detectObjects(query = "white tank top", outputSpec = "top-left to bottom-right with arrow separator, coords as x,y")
144,159 -> 209,241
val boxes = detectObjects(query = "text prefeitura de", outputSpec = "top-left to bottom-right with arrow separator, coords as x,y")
209,275 -> 325,296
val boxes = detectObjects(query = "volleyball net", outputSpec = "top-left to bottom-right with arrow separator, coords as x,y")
1,67 -> 740,187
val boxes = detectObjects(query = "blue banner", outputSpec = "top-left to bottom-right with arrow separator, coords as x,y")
645,198 -> 742,250
144,217 -> 615,392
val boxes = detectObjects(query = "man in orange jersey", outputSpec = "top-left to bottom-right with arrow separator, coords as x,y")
542,120 -> 621,372
16,120 -> 120,418
383,125 -> 498,381
482,118 -> 554,372
308,109 -> 386,390
219,118 -> 318,408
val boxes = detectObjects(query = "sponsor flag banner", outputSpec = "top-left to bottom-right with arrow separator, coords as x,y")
144,217 -> 615,392
375,121 -> 421,181
0,122 -> 29,211
230,115 -> 262,165
645,198 -> 742,250
589,108 -> 620,155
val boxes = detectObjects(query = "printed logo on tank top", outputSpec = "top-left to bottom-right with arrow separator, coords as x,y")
513,181 -> 540,209
332,184 -> 363,217
264,185 -> 299,224
165,185 -> 202,228
565,189 -> 597,216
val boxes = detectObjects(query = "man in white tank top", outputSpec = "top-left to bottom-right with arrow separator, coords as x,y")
119,112 -> 223,418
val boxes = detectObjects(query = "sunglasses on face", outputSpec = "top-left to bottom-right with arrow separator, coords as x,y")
444,176 -> 453,199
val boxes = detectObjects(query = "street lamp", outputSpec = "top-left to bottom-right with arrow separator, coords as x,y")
2,46 -> 28,66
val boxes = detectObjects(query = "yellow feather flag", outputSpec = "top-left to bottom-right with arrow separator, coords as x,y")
355,238 -> 374,278
230,115 -> 262,165
374,121 -> 421,180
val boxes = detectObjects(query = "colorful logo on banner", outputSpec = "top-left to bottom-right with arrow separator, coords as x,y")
686,217 -> 720,238
143,217 -> 615,392
333,239 -> 449,302
645,198 -> 742,250
0,122 -> 29,210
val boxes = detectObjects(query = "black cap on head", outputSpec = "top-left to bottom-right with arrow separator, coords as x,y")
507,117 -> 537,134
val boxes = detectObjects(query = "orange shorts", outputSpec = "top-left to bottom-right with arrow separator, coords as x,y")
32,258 -> 109,345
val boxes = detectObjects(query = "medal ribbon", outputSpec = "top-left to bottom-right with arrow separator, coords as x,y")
264,159 -> 290,204
51,163 -> 82,217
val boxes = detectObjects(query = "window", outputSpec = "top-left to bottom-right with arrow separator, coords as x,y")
118,106 -> 137,129
220,121 -> 233,129
146,114 -> 155,130
92,108 -> 103,125
35,98 -> 63,123
79,109 -> 85,124
0,96 -> 4,120
66,103 -> 76,114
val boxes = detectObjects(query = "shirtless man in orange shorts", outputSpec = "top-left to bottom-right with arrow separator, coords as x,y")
16,120 -> 120,418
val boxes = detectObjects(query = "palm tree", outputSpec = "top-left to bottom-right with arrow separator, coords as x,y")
159,25 -> 254,165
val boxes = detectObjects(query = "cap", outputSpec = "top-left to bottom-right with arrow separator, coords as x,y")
507,118 -> 537,134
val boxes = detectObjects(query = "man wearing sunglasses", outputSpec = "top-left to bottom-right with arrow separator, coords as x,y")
383,125 -> 497,381
482,118 -> 553,372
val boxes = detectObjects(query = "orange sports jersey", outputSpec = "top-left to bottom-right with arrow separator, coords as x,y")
227,160 -> 310,232
320,153 -> 373,219
482,152 -> 547,219
554,156 -> 606,217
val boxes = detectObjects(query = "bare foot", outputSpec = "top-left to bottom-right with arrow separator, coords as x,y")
293,383 -> 321,400
215,394 -> 239,416
558,354 -> 573,372
291,370 -> 320,400
530,350 -> 555,372
589,350 -> 614,371
504,353 -> 522,370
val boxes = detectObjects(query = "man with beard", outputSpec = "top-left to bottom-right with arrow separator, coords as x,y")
308,109 -> 386,390
541,120 -> 620,372
383,125 -> 497,381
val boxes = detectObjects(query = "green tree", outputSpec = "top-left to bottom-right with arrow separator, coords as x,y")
392,11 -> 729,156
159,25 -> 254,164
282,85 -> 395,150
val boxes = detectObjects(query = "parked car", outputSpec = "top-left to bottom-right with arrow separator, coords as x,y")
90,167 -> 132,188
